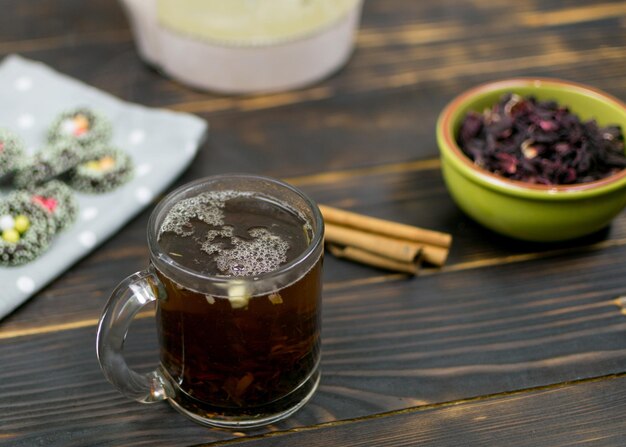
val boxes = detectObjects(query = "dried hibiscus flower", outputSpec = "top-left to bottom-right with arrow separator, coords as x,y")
456,93 -> 626,185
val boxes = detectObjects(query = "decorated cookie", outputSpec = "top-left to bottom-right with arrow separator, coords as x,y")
13,140 -> 96,187
48,107 -> 112,146
68,146 -> 134,193
31,180 -> 78,232
0,128 -> 26,178
0,192 -> 55,266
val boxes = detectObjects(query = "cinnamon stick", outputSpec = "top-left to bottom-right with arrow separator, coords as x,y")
327,244 -> 420,275
325,223 -> 421,263
319,204 -> 452,248
421,244 -> 449,266
325,222 -> 449,266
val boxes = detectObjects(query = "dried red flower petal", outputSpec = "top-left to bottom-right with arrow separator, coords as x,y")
456,93 -> 626,185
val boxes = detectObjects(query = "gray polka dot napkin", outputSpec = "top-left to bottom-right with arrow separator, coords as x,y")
0,54 -> 208,320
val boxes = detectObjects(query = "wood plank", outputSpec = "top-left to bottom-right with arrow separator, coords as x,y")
9,29 -> 622,179
151,21 -> 626,113
0,0 -> 621,332
3,161 -> 626,335
1,0 -> 624,119
209,375 -> 626,447
0,0 -> 128,42
4,0 -> 625,51
1,1 -> 625,445
2,244 -> 626,445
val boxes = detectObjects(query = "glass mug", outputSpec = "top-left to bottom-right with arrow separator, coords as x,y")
96,174 -> 324,428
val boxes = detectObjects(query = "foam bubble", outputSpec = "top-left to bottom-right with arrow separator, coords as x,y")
159,191 -> 246,238
160,190 -> 310,277
201,226 -> 234,255
202,227 -> 290,277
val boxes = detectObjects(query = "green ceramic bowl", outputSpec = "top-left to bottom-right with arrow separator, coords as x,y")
436,78 -> 626,241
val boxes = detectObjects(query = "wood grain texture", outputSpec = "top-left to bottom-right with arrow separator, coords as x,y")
1,0 -> 625,118
0,0 -> 128,42
203,375 -> 626,447
2,163 -> 624,336
1,0 -> 626,445
2,244 -> 626,445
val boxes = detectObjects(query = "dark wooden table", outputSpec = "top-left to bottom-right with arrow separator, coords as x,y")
2,1 -> 626,445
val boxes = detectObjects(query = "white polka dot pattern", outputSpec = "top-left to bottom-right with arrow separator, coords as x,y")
16,276 -> 35,293
135,187 -> 153,204
78,231 -> 97,248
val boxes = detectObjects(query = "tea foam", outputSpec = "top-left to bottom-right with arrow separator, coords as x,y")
159,191 -> 249,237
206,227 -> 289,277
159,190 -> 304,278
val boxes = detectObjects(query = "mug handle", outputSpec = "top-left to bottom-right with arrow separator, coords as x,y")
96,267 -> 171,403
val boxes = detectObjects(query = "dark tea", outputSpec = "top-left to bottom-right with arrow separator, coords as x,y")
155,191 -> 322,421
97,175 -> 323,427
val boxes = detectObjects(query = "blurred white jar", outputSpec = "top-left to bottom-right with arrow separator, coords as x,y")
119,0 -> 363,94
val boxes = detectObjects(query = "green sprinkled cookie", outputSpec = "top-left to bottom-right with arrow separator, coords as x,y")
13,140 -> 98,188
0,192 -> 55,266
68,146 -> 134,193
0,128 -> 26,178
31,180 -> 78,232
48,107 -> 112,147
